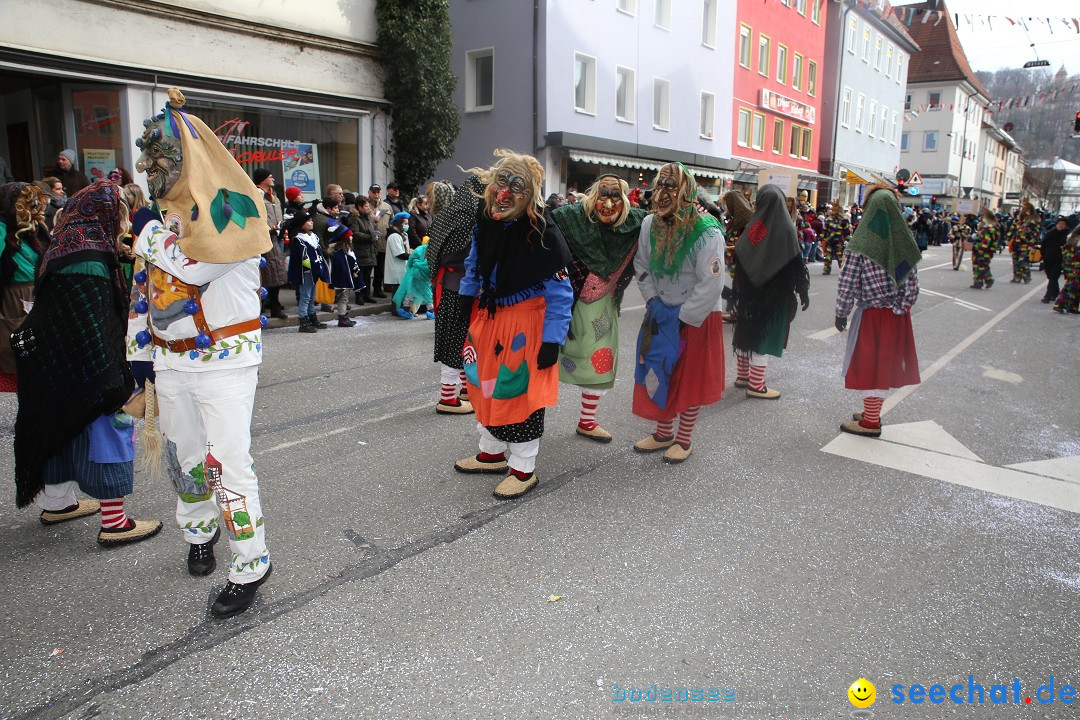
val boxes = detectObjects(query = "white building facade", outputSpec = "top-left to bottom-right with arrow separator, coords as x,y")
818,1 -> 918,206
0,0 -> 389,196
435,0 -> 738,196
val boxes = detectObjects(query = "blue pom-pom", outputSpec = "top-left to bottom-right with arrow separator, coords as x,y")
188,350 -> 200,360
259,257 -> 267,269
260,315 -> 268,328
135,330 -> 151,348
134,270 -> 147,284
194,333 -> 212,350
255,343 -> 261,351
259,287 -> 268,300
184,299 -> 199,315
134,299 -> 148,315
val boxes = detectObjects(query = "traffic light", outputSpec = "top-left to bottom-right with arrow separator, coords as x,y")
931,195 -> 938,207
1075,111 -> 1080,133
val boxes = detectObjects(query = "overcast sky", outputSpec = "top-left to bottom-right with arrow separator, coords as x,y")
892,0 -> 1079,74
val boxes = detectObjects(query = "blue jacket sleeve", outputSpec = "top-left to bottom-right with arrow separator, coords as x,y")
458,227 -> 481,298
541,272 -> 574,345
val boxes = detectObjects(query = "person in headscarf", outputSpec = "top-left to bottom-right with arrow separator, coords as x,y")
822,200 -> 851,275
130,88 -> 272,618
0,182 -> 51,383
12,181 -> 162,544
631,163 -> 726,464
392,235 -> 434,319
452,150 -> 574,499
834,185 -> 922,438
730,185 -> 810,399
721,190 -> 753,307
1008,201 -> 1038,284
51,149 -> 90,196
429,175 -> 482,415
550,174 -> 645,443
970,209 -> 998,290
1053,225 -> 1080,314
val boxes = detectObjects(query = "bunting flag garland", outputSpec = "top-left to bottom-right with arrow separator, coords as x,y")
829,1 -> 1080,34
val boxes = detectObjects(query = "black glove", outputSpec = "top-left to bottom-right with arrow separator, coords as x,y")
458,293 -> 476,318
834,314 -> 847,332
799,291 -> 810,311
536,341 -> 560,370
131,207 -> 159,237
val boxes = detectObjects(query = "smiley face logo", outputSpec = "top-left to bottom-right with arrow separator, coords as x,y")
848,678 -> 876,708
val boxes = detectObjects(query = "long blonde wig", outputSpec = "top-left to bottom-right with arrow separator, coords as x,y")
580,174 -> 630,227
465,149 -> 547,239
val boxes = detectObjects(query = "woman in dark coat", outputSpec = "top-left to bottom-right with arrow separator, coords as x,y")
347,196 -> 377,304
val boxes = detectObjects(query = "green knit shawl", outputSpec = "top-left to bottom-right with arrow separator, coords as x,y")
550,203 -> 645,280
845,190 -> 922,287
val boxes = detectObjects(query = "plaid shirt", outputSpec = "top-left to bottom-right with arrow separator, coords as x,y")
835,252 -> 919,317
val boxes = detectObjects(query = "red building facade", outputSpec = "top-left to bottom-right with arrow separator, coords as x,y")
732,0 -> 827,174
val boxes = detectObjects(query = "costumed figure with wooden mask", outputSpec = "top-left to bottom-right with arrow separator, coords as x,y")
822,200 -> 851,275
970,209 -> 997,290
130,88 -> 273,618
13,182 -> 163,546
429,176 -> 483,415
452,150 -> 574,500
1009,201 -> 1038,283
0,182 -> 50,385
550,174 -> 645,443
834,185 -> 922,438
730,185 -> 810,399
631,163 -> 727,464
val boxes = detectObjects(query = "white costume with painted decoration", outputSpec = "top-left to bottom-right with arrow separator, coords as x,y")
135,219 -> 268,583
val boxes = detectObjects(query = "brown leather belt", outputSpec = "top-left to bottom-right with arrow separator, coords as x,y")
151,318 -> 262,353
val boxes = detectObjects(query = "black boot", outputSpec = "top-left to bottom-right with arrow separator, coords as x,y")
298,316 -> 317,333
354,291 -> 365,306
210,563 -> 273,619
309,314 -> 328,329
187,529 -> 220,576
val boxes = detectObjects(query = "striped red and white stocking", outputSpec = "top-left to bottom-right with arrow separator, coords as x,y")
861,396 -> 884,428
748,364 -> 767,392
578,391 -> 603,431
674,406 -> 701,448
99,498 -> 131,530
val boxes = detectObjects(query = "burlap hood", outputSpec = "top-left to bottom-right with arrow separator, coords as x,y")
156,90 -> 269,263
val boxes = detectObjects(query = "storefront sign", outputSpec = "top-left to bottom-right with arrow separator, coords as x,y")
919,178 -> 947,195
1005,192 -> 1021,200
759,89 -> 816,125
213,119 -> 303,166
83,149 -> 116,182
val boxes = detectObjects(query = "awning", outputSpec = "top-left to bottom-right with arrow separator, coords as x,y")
567,151 -> 662,172
845,169 -> 871,184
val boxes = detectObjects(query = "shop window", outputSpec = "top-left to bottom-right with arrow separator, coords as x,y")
71,89 -> 123,182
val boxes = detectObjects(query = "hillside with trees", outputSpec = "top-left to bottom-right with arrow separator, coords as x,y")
977,67 -> 1080,165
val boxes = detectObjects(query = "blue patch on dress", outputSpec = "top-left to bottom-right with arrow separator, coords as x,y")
511,332 -> 526,352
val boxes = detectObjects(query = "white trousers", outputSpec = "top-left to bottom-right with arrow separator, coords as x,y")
156,366 -> 269,583
736,350 -> 769,367
35,481 -> 78,511
440,363 -> 461,387
477,423 -> 540,474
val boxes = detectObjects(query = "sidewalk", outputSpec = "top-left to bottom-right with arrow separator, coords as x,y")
263,286 -> 394,329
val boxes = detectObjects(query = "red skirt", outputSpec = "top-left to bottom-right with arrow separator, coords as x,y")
844,307 -> 920,390
633,311 -> 725,422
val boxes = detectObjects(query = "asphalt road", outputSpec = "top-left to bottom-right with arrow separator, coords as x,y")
1,246 -> 1077,720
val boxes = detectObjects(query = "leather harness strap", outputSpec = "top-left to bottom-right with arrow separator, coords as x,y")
147,267 -> 261,353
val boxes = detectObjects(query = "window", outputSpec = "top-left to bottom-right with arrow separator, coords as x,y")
855,93 -> 865,132
811,0 -> 820,24
801,127 -> 812,160
928,91 -> 941,110
904,93 -> 912,111
795,0 -> 806,14
896,54 -> 903,84
841,87 -> 852,127
739,24 -> 752,68
886,44 -> 894,78
465,48 -> 494,111
790,125 -> 802,157
615,66 -> 635,122
867,100 -> 877,137
924,131 -> 938,151
702,0 -> 717,47
846,18 -> 857,53
808,60 -> 817,96
861,27 -> 871,62
653,78 -> 670,130
879,106 -> 888,141
617,0 -> 636,15
772,118 -> 784,154
901,131 -> 909,152
654,0 -> 671,29
776,44 -> 788,84
573,53 -> 596,114
700,92 -> 715,139
758,34 -> 771,76
874,34 -> 883,70
737,108 -> 751,147
792,53 -> 803,91
752,112 -> 765,150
